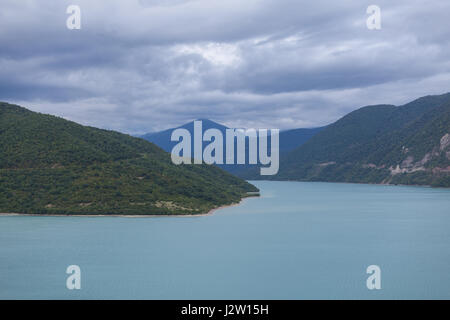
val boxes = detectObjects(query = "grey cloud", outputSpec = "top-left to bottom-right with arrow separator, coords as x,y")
0,0 -> 449,133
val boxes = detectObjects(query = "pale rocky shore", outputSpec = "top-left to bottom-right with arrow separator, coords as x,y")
0,196 -> 256,218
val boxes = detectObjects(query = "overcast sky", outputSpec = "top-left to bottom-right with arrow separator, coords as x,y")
1,0 -> 449,133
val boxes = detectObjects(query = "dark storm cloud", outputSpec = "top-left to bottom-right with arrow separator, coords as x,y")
0,0 -> 449,133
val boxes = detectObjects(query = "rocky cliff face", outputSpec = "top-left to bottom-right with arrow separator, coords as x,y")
387,133 -> 450,178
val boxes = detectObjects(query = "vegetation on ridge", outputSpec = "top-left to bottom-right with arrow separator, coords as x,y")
0,102 -> 258,215
240,93 -> 450,187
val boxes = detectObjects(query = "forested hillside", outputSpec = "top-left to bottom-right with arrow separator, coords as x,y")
0,102 -> 258,215
242,93 -> 450,187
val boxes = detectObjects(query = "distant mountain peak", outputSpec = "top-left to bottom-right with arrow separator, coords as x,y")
192,118 -> 228,128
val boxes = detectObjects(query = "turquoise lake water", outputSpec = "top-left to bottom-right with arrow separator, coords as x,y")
1,181 -> 450,299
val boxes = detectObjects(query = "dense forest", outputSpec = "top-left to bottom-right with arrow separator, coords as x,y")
0,102 -> 258,215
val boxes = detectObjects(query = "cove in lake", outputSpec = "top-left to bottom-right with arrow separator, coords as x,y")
1,181 -> 450,299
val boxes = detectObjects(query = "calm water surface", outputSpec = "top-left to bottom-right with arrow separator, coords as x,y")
1,181 -> 450,299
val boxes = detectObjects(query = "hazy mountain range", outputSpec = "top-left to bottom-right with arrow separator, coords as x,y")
141,119 -> 324,175
141,119 -> 324,155
142,93 -> 450,187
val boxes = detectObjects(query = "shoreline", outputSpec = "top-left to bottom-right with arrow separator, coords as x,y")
248,179 -> 449,189
0,196 -> 256,218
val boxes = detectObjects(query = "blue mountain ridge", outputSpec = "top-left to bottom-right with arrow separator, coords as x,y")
140,119 -> 325,174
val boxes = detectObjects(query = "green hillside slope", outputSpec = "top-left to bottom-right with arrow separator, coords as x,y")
254,93 -> 450,187
0,102 -> 258,215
